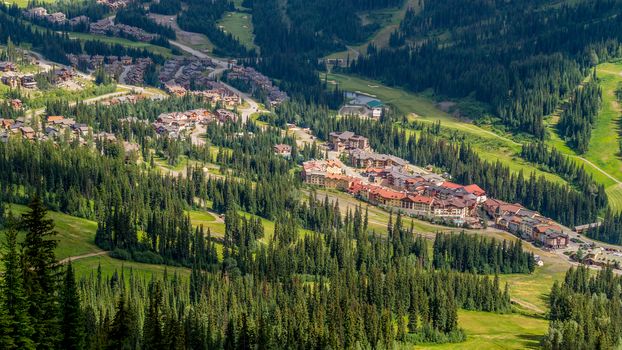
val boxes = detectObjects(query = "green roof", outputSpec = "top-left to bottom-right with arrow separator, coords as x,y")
366,100 -> 384,108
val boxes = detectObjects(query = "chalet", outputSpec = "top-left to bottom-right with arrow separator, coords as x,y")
45,126 -> 59,138
165,84 -> 187,96
0,61 -> 16,72
121,56 -> 133,65
1,75 -> 18,88
53,68 -> 74,83
68,15 -> 89,26
20,75 -> 37,89
46,12 -> 67,24
19,126 -> 35,140
24,7 -> 47,18
273,144 -> 292,157
463,184 -> 487,203
0,118 -> 14,129
215,109 -> 237,123
10,99 -> 22,109
574,222 -> 601,234
46,116 -> 65,124
538,230 -> 569,249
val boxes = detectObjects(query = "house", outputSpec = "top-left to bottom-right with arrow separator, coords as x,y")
46,12 -> 67,24
10,99 -> 22,109
46,116 -> 65,124
432,198 -> 469,220
120,56 -> 133,65
274,144 -> 292,157
24,7 -> 47,18
366,100 -> 384,118
574,222 -> 601,234
19,126 -> 35,140
1,75 -> 19,88
20,75 -> 37,89
53,68 -> 74,83
215,109 -> 237,123
0,61 -> 16,72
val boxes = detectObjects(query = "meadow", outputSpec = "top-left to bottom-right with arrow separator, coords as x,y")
67,32 -> 174,58
217,11 -> 257,51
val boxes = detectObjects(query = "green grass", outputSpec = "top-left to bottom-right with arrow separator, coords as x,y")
3,0 -> 54,7
72,254 -> 190,280
325,0 -> 419,59
217,12 -> 257,50
542,61 -> 622,210
186,209 -> 225,237
4,204 -> 101,260
67,32 -> 173,58
419,310 -> 547,350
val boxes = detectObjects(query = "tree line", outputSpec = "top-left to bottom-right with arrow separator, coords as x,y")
0,193 -> 524,348
544,266 -> 622,349
350,0 -> 622,139
557,76 -> 602,154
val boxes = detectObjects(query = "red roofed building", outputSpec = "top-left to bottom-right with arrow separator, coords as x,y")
401,194 -> 434,217
463,184 -> 487,203
364,186 -> 407,207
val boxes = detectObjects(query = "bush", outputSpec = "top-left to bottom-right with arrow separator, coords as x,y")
132,250 -> 164,265
110,248 -> 132,260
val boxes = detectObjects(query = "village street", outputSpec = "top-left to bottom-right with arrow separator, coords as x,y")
169,40 -> 263,123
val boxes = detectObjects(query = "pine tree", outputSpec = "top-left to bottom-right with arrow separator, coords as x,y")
20,195 -> 60,349
0,220 -> 35,350
60,263 -> 85,350
106,296 -> 133,350
143,282 -> 165,350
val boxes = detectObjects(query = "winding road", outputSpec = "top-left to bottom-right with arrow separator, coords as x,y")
169,40 -> 263,123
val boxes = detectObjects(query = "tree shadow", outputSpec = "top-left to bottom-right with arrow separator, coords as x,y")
517,333 -> 544,349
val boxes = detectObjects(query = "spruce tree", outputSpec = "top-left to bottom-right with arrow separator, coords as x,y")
0,220 -> 34,350
106,296 -> 133,350
20,195 -> 60,349
60,263 -> 85,350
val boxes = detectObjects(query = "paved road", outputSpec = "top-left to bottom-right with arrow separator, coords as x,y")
169,40 -> 263,123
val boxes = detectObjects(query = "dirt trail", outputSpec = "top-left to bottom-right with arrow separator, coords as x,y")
59,251 -> 108,264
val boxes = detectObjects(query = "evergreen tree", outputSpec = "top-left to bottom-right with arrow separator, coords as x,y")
0,220 -> 35,350
60,263 -> 85,350
20,195 -> 60,349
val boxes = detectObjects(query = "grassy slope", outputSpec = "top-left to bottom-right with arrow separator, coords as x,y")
5,204 -> 101,260
73,254 -> 190,279
543,62 -> 622,211
325,0 -> 419,60
217,12 -> 257,50
67,32 -> 173,58
420,310 -> 547,350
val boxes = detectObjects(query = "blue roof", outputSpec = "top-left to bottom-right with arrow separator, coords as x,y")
366,100 -> 384,108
